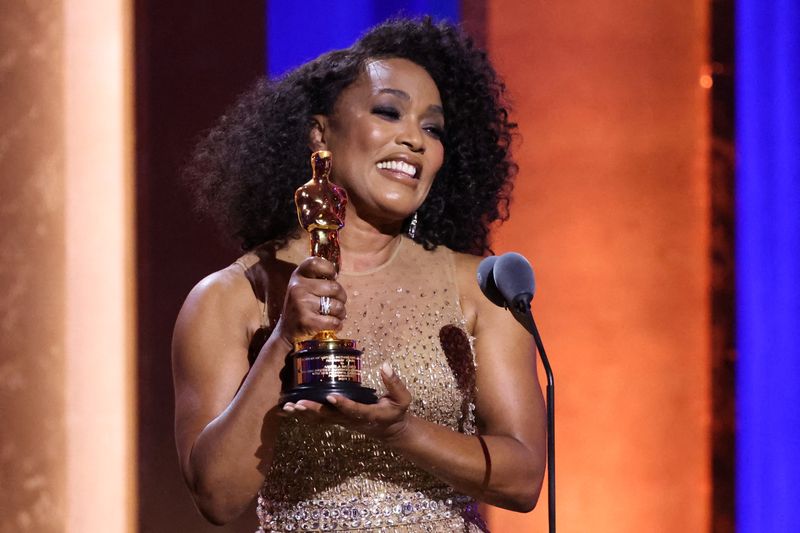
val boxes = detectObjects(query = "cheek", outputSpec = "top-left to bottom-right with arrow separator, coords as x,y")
341,123 -> 387,167
364,122 -> 393,148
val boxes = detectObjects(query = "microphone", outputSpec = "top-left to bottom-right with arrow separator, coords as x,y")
476,255 -> 505,307
494,252 -> 536,315
477,252 -> 556,533
479,252 -> 537,334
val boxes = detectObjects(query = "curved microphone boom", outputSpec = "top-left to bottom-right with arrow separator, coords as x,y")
477,253 -> 556,533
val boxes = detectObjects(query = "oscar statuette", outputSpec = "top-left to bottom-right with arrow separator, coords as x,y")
280,150 -> 378,405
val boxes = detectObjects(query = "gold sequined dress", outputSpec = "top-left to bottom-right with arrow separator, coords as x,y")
252,236 -> 488,532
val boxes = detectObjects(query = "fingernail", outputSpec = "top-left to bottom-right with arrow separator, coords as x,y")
381,361 -> 394,377
326,394 -> 338,405
294,403 -> 307,411
283,403 -> 295,412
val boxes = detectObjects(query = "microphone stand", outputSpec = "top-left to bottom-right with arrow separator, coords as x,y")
511,296 -> 555,533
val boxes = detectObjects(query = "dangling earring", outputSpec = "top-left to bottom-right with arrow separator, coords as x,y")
407,212 -> 418,239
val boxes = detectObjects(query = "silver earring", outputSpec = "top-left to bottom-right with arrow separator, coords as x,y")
407,212 -> 418,239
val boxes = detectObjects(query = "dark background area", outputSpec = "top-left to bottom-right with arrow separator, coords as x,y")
134,3 -> 265,531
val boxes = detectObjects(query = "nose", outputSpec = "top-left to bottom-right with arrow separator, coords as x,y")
396,119 -> 425,153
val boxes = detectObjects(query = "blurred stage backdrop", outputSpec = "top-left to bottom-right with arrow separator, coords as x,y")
1,0 -> 797,532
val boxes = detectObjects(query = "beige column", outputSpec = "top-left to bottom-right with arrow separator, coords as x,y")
0,0 -> 135,531
486,1 -> 711,531
63,0 -> 136,531
0,3 -> 67,532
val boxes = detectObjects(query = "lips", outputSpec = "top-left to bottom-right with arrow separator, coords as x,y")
376,159 -> 418,179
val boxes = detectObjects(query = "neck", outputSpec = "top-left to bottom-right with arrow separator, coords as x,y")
283,204 -> 407,273
337,213 -> 403,273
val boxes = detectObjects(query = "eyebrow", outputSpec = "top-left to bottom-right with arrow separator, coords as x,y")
377,88 -> 444,116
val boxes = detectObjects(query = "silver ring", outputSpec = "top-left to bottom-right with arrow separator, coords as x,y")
319,295 -> 332,316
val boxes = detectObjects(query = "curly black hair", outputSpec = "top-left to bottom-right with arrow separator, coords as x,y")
186,17 -> 517,256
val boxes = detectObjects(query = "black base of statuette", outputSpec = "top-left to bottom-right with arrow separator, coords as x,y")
279,341 -> 378,406
280,381 -> 378,406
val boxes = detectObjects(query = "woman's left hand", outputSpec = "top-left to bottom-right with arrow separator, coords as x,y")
281,361 -> 412,442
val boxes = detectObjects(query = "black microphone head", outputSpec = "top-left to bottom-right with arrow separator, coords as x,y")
494,252 -> 536,307
477,256 -> 505,307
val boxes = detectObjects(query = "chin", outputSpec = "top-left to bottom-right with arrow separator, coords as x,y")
383,205 -> 417,221
366,207 -> 415,230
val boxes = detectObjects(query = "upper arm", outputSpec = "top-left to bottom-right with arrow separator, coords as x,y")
171,268 -> 260,484
454,254 -> 546,451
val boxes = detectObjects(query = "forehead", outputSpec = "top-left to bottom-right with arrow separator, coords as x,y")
345,57 -> 442,105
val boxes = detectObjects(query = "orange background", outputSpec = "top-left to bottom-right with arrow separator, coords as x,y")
485,1 -> 711,531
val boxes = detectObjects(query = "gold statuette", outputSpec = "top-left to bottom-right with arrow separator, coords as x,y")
280,151 -> 377,405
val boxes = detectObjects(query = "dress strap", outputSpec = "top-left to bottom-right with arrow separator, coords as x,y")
232,257 -> 270,329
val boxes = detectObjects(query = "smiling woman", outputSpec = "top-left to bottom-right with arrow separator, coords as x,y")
311,58 -> 444,224
175,18 -> 544,532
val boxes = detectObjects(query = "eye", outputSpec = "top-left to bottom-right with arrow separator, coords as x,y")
423,124 -> 445,140
372,105 -> 400,120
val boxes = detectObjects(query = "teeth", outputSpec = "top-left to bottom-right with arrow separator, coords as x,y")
377,160 -> 417,177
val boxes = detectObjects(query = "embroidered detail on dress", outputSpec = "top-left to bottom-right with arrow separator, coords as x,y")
258,238 -> 483,532
439,325 -> 478,434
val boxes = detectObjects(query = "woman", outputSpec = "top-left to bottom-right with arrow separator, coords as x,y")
174,18 -> 546,532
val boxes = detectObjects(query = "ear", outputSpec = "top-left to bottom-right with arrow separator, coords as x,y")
308,115 -> 329,152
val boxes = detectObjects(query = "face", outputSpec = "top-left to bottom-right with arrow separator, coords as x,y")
312,58 -> 445,226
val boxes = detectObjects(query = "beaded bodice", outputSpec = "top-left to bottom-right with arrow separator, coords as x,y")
254,237 -> 486,532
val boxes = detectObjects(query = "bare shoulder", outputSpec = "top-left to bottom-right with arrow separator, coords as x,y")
183,264 -> 254,313
452,251 -> 483,296
175,263 -> 262,348
171,262 -> 264,424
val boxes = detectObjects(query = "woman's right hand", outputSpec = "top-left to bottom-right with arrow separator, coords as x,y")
273,256 -> 347,348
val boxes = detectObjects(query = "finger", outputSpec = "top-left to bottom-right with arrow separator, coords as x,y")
296,256 -> 338,280
292,398 -> 350,419
294,292 -> 343,329
316,297 -> 346,321
307,278 -> 347,304
307,291 -> 347,319
283,401 -> 328,424
306,313 -> 343,334
380,362 -> 412,406
326,393 -> 373,423
301,285 -> 347,322
282,402 -> 317,414
292,400 -> 353,426
294,399 -> 325,413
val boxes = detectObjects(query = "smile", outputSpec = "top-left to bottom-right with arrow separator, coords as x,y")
376,160 -> 418,179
